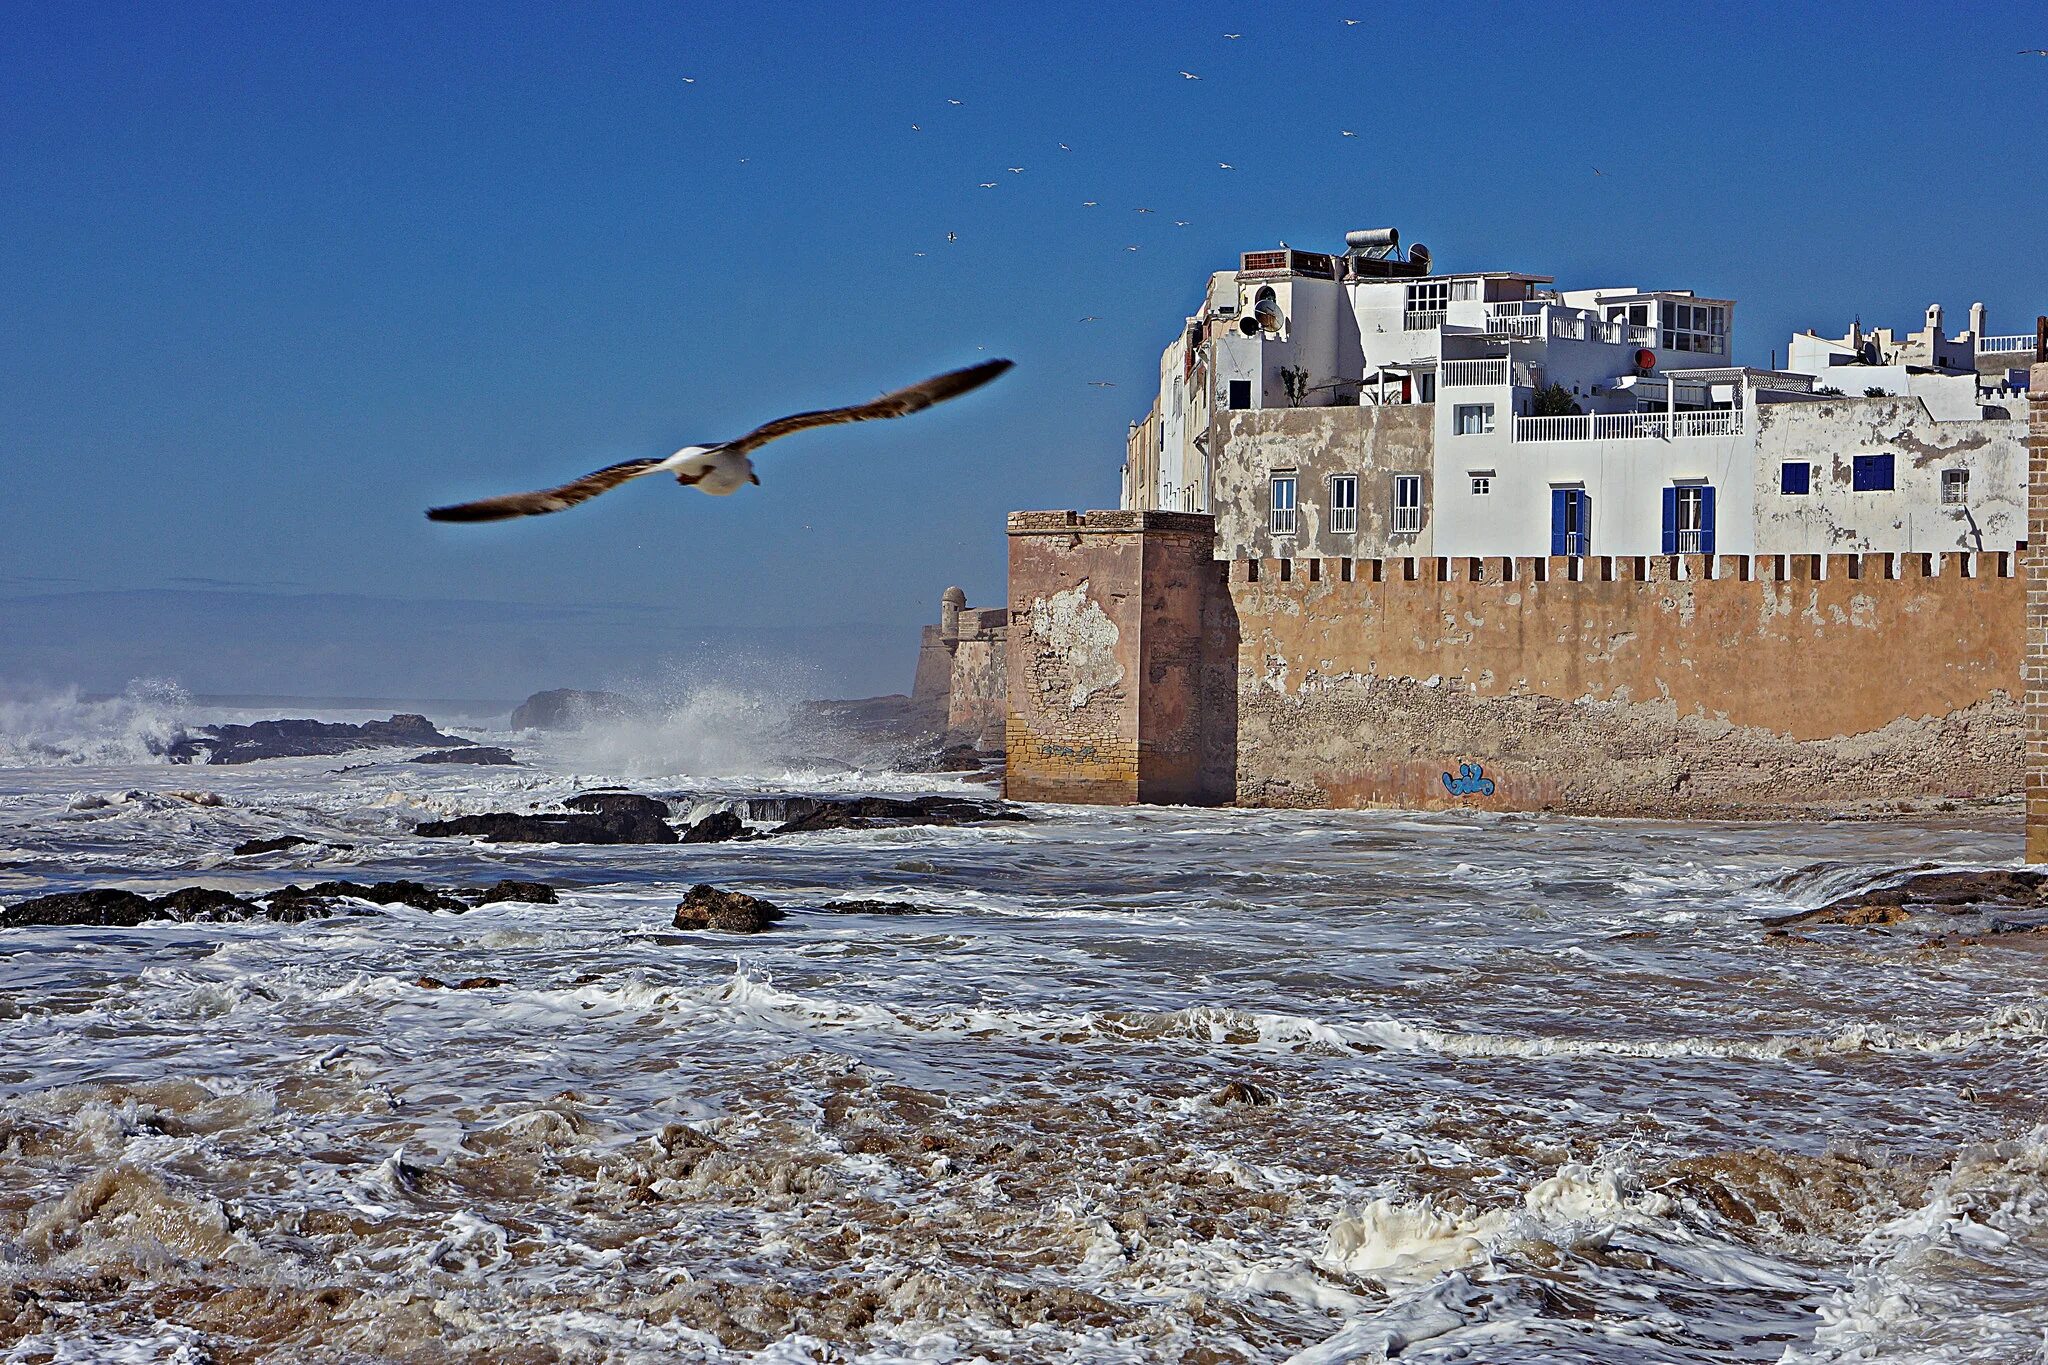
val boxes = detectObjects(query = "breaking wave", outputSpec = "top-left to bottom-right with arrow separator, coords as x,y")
0,679 -> 192,767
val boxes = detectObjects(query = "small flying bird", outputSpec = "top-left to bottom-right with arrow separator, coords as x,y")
946,231 -> 958,242
1059,142 -> 1071,150
1218,161 -> 1234,169
1007,166 -> 1024,173
948,98 -> 965,104
1341,129 -> 1357,137
1180,70 -> 1202,79
1082,199 -> 1099,206
426,361 -> 1013,523
1079,315 -> 1099,322
1125,244 -> 1141,251
2022,49 -> 2048,55
1342,17 -> 1360,24
1224,32 -> 1241,39
979,181 -> 998,188
1592,166 -> 1605,175
912,251 -> 927,257
681,77 -> 697,84
1174,220 -> 1190,227
1089,381 -> 1117,387
911,123 -> 922,131
1135,206 -> 1155,213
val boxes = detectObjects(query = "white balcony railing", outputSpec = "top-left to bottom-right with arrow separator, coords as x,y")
1392,505 -> 1423,534
1980,335 -> 2035,354
1404,310 -> 1446,331
1558,531 -> 1586,557
1482,314 -> 1543,339
1674,528 -> 1704,554
1513,409 -> 1742,442
1440,358 -> 1509,386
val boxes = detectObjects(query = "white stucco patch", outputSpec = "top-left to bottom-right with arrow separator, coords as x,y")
1030,580 -> 1124,708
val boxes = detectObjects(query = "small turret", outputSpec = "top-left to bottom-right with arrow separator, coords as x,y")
940,585 -> 967,638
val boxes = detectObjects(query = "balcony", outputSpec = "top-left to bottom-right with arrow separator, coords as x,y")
1513,409 -> 1742,442
1980,335 -> 2036,355
1441,358 -> 1509,386
1404,310 -> 1446,331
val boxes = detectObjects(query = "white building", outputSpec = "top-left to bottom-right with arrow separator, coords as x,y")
1122,227 -> 2031,561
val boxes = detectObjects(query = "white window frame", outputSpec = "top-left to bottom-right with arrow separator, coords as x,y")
1941,468 -> 1968,506
1270,473 -> 1298,536
1469,471 -> 1493,496
1404,279 -> 1451,329
1673,484 -> 1707,554
1392,474 -> 1423,535
1454,403 -> 1495,436
1328,474 -> 1359,534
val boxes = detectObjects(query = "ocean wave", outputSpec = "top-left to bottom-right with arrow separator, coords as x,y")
0,679 -> 193,768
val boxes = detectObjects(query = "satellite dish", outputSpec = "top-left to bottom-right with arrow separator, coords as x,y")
1408,243 -> 1431,274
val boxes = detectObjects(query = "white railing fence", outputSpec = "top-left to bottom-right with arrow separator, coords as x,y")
1979,335 -> 2035,354
1513,409 -> 1742,442
1404,310 -> 1446,331
1440,358 -> 1509,386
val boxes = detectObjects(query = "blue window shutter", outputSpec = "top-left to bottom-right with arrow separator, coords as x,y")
1878,453 -> 1894,489
1580,492 -> 1590,551
1699,486 -> 1716,555
1551,489 -> 1568,555
1661,487 -> 1678,554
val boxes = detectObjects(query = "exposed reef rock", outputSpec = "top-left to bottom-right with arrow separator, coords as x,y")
411,746 -> 517,766
1208,1080 -> 1277,1108
416,792 -> 677,845
681,810 -> 747,844
509,689 -> 645,732
1,879 -> 558,929
230,835 -> 313,857
673,885 -> 784,934
1765,869 -> 2048,929
817,899 -> 929,916
748,795 -> 1025,836
166,714 -> 473,765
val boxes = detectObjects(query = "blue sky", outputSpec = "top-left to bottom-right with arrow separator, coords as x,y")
4,1 -> 2045,701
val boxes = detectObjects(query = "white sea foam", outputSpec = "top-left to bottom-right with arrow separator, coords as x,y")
0,679 -> 193,767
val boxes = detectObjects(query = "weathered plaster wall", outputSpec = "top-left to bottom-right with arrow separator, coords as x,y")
1231,551 -> 2023,816
1004,511 -> 1229,805
1753,398 -> 2025,554
1211,405 -> 1434,561
2024,358 -> 2048,861
945,609 -> 1008,750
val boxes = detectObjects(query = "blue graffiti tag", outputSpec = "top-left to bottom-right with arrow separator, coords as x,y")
1441,763 -> 1496,797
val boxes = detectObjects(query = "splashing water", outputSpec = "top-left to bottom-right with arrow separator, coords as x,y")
0,679 -> 193,767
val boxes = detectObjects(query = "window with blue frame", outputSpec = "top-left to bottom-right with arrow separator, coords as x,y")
1780,461 -> 1811,495
1851,453 -> 1895,491
1662,484 -> 1716,554
1550,488 -> 1590,556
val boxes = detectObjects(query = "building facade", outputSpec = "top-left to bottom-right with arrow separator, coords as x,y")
1122,227 -> 2031,562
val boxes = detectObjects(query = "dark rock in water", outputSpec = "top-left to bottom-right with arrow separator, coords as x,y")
167,714 -> 473,765
754,794 -> 1025,836
270,879 -> 470,916
510,689 -> 644,732
466,880 -> 558,906
1208,1080 -> 1276,1107
411,747 -> 517,766
415,975 -> 509,990
1766,869 -> 2048,929
1,888 -> 158,928
674,884 -> 784,933
817,898 -> 929,916
231,835 -> 313,857
416,795 -> 677,845
150,887 -> 262,921
681,810 -> 746,844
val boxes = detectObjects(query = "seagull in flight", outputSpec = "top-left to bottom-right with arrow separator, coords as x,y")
1125,244 -> 1141,251
948,98 -> 965,104
1342,17 -> 1361,24
1218,161 -> 1234,169
1341,129 -> 1357,137
1180,70 -> 1202,79
1135,206 -> 1155,213
1059,142 -> 1072,150
1224,32 -> 1241,39
911,123 -> 922,131
1592,166 -> 1605,175
681,76 -> 697,84
1079,315 -> 1099,322
946,231 -> 958,242
979,181 -> 998,188
2022,48 -> 2048,55
1174,220 -> 1190,227
426,361 -> 1013,523
1089,381 -> 1117,388
1082,200 -> 1099,206
1007,166 -> 1024,173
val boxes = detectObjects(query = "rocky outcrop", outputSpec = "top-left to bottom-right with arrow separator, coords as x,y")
673,885 -> 784,933
748,794 -> 1024,835
411,746 -> 517,766
230,835 -> 313,857
1,879 -> 558,929
167,714 -> 473,765
416,793 -> 676,845
1766,869 -> 2048,929
1209,1080 -> 1277,1107
509,689 -> 644,732
415,976 -> 510,990
681,810 -> 746,844
817,899 -> 928,916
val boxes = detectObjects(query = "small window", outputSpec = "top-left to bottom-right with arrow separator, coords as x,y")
1329,474 -> 1358,534
1227,379 -> 1252,411
1942,469 -> 1968,505
1454,403 -> 1495,436
1851,453 -> 1895,492
1392,474 -> 1422,535
1270,473 -> 1297,535
1780,461 -> 1811,495
1470,472 -> 1493,496
1417,373 -> 1436,403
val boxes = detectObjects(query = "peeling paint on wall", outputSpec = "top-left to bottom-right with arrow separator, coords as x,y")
1030,580 -> 1124,708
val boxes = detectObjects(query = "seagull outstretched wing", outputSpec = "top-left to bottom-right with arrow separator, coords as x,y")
723,358 -> 1013,456
427,458 -> 667,522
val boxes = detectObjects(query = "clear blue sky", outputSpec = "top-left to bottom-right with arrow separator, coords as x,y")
4,1 -> 2044,701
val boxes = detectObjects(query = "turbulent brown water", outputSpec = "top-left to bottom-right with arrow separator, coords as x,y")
1,699 -> 2045,1362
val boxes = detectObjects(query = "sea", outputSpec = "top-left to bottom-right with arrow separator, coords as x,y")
0,683 -> 2044,1363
